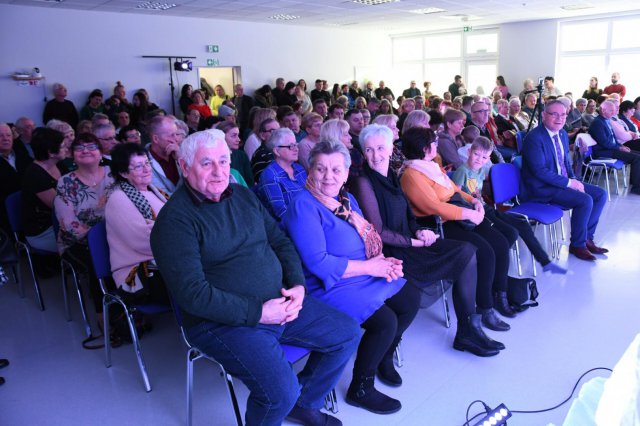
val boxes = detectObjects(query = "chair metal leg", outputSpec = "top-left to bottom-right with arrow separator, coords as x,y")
104,298 -> 112,368
60,261 -> 71,321
12,263 -> 24,298
187,349 -> 195,426
394,341 -> 403,368
23,247 -> 45,311
560,216 -> 566,241
440,280 -> 450,328
603,167 -> 611,201
513,240 -> 522,276
124,306 -> 152,392
613,168 -> 620,195
324,388 -> 339,414
623,165 -> 629,188
532,252 -> 537,277
70,267 -> 92,338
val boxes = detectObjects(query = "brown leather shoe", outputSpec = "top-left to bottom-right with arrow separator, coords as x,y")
586,240 -> 609,254
569,246 -> 596,261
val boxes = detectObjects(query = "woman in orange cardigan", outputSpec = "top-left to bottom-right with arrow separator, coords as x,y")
400,127 -> 516,333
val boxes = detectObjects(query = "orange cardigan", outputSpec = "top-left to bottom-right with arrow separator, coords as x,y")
400,167 -> 475,221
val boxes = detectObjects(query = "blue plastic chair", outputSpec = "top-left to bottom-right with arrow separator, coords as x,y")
581,144 -> 627,201
167,294 -> 338,426
491,163 -> 565,271
87,221 -> 170,392
4,192 -> 53,310
515,130 -> 527,153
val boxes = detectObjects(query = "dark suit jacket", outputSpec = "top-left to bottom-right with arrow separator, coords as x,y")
521,124 -> 574,203
588,115 -> 618,157
0,148 -> 33,233
232,95 -> 254,131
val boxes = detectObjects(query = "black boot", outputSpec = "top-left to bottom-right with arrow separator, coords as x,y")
494,291 -> 517,318
453,315 -> 501,356
480,308 -> 510,331
377,338 -> 402,387
346,372 -> 402,414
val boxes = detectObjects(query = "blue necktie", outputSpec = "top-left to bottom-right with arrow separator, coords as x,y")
553,134 -> 568,177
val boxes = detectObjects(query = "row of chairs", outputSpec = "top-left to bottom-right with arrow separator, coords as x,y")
3,193 -> 339,425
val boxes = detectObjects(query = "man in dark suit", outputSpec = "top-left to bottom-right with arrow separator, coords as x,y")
0,123 -> 33,234
521,100 -> 607,261
231,84 -> 253,134
588,99 -> 640,194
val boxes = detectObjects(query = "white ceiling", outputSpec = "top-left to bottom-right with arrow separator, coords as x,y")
2,0 -> 639,33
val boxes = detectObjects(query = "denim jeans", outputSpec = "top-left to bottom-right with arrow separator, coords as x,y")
187,296 -> 361,426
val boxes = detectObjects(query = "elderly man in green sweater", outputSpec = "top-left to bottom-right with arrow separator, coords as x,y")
151,129 -> 360,426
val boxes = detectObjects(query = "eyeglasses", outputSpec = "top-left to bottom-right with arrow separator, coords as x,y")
129,160 -> 152,172
545,112 -> 568,119
261,128 -> 276,133
277,143 -> 299,151
472,109 -> 489,114
72,143 -> 99,152
98,136 -> 117,141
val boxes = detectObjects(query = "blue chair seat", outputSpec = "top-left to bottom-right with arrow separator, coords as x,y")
509,203 -> 564,225
282,345 -> 311,363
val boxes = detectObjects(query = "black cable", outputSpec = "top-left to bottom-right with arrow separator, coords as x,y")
460,366 -> 612,426
465,400 -> 490,425
511,367 -> 612,414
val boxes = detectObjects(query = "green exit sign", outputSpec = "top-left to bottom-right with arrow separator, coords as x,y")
463,26 -> 472,32
206,45 -> 219,53
207,58 -> 220,66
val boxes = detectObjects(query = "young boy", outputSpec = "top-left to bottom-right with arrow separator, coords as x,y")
452,137 -> 567,275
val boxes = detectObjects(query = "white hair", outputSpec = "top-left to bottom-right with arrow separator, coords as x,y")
359,123 -> 393,148
180,129 -> 229,167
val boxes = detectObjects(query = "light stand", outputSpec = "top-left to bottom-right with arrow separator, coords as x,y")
526,78 -> 544,132
142,55 -> 196,116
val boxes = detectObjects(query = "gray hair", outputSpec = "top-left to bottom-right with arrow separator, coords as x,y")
46,119 -> 73,134
576,98 -> 587,106
15,117 -> 33,129
180,129 -> 229,168
147,115 -> 174,137
359,124 -> 393,148
308,139 -> 351,171
509,97 -> 521,106
266,128 -> 295,152
93,122 -> 115,138
372,114 -> 399,128
544,99 -> 568,112
556,97 -> 572,109
52,83 -> 65,92
320,119 -> 349,143
402,110 -> 430,134
174,119 -> 188,136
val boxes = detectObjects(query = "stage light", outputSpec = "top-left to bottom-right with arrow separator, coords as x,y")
173,60 -> 192,72
472,403 -> 512,426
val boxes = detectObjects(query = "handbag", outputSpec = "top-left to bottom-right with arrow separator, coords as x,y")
447,192 -> 479,231
507,278 -> 539,312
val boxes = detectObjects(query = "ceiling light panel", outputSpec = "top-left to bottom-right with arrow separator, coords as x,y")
268,13 -> 301,20
352,0 -> 400,6
409,7 -> 446,14
136,2 -> 178,10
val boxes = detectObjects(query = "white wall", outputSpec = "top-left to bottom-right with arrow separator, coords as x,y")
499,19 -> 559,96
0,4 -> 391,124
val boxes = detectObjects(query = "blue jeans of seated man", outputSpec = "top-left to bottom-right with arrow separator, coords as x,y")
548,182 -> 606,248
187,295 -> 361,426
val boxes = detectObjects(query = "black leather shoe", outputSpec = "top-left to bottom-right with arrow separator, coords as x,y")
286,405 -> 342,426
453,315 -> 501,357
569,245 -> 596,261
586,240 -> 609,254
494,290 -> 517,318
377,362 -> 402,387
480,308 -> 510,331
0,359 -> 8,369
346,374 -> 401,414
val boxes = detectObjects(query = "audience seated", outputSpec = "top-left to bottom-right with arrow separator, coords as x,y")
588,99 -> 640,194
351,125 -> 501,358
256,128 -> 307,221
608,99 -> 640,151
147,116 -> 181,195
373,113 -> 404,175
284,139 -> 417,415
402,80 -> 420,99
253,84 -> 274,108
400,127 -> 517,331
151,131 -> 360,426
250,117 -> 280,183
187,89 -> 212,119
298,112 -> 323,171
310,79 -> 331,104
105,142 -> 170,310
438,108 -> 467,169
54,132 -> 115,314
14,117 -> 36,159
93,122 -> 118,164
21,128 -> 66,253
375,80 -> 394,101
217,121 -> 254,186
79,89 -> 105,121
522,99 -> 608,261
178,84 -> 193,116
244,108 -> 276,160
0,123 -> 33,234
469,101 -> 507,163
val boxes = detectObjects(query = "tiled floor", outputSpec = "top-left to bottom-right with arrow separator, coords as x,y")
1,187 -> 639,426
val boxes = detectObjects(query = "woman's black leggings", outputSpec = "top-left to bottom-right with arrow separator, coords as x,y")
353,283 -> 420,375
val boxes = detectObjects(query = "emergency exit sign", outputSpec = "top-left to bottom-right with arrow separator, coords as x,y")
207,45 -> 219,53
463,26 -> 472,32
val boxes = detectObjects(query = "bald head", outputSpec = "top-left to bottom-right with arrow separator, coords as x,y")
0,123 -> 14,155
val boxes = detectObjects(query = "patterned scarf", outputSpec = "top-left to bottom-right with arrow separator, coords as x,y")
119,180 -> 169,289
404,159 -> 452,189
305,176 -> 382,259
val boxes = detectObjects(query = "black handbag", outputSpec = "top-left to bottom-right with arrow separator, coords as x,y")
507,278 -> 539,311
447,192 -> 480,231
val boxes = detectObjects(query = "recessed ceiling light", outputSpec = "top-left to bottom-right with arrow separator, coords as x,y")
352,0 -> 399,6
561,3 -> 595,10
325,21 -> 359,26
440,14 -> 482,21
409,7 -> 446,14
136,2 -> 178,10
269,14 -> 301,21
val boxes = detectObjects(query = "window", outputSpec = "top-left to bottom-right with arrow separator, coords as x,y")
558,15 -> 640,99
391,28 -> 498,98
